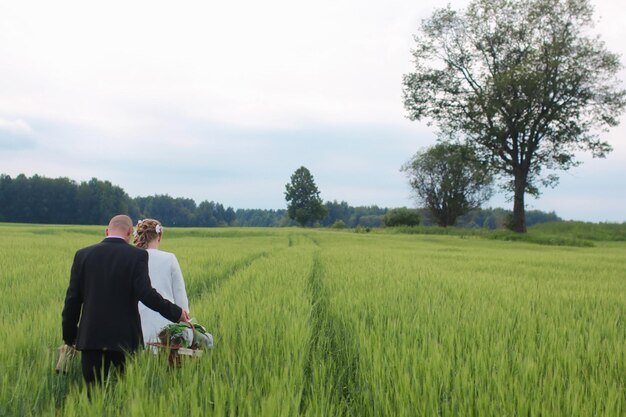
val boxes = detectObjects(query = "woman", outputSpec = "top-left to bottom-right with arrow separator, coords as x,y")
134,218 -> 190,345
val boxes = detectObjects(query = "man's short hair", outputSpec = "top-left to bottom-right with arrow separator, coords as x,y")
108,215 -> 132,231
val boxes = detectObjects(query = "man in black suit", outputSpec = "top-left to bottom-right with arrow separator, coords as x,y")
62,214 -> 190,387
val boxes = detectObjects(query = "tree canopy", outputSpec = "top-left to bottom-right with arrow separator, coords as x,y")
402,143 -> 493,227
403,0 -> 626,232
384,208 -> 421,227
284,166 -> 328,227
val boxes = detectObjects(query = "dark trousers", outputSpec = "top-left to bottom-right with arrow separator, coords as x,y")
81,349 -> 126,386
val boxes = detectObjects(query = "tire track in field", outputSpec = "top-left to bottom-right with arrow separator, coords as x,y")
286,233 -> 320,248
300,251 -> 361,416
306,234 -> 320,247
185,251 -> 269,300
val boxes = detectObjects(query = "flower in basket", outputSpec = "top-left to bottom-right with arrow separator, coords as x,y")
157,318 -> 213,350
157,323 -> 191,347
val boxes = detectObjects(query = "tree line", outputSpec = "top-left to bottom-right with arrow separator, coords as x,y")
235,200 -> 560,229
0,174 -> 235,227
0,173 -> 560,228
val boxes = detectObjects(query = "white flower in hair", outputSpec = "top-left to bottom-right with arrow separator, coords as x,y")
156,224 -> 162,234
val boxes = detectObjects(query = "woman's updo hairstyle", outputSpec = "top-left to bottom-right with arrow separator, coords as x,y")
134,218 -> 163,249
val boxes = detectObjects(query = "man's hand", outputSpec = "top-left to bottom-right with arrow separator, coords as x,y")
179,310 -> 190,322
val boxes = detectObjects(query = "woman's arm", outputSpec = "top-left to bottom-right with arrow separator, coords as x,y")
170,254 -> 190,313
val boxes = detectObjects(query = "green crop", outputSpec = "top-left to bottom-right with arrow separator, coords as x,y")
0,223 -> 624,416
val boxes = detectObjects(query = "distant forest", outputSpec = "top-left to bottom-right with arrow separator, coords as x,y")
0,173 -> 561,228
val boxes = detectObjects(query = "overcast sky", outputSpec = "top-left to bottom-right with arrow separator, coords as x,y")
0,0 -> 624,222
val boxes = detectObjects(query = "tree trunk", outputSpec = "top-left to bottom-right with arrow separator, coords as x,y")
510,173 -> 527,233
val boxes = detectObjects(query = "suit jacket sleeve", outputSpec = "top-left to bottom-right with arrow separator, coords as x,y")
62,251 -> 82,345
133,251 -> 182,323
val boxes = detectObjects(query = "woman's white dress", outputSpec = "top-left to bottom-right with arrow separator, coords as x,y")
139,249 -> 189,345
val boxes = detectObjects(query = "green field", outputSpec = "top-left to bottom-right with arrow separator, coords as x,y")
1,223 -> 625,416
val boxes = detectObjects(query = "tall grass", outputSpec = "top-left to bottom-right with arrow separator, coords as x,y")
385,220 -> 626,247
529,220 -> 626,241
0,223 -> 624,416
316,232 -> 626,415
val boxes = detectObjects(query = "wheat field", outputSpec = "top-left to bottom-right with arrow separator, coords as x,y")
0,223 -> 624,416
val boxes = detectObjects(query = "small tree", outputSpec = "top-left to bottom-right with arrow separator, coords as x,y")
284,166 -> 328,227
384,208 -> 421,227
402,143 -> 493,227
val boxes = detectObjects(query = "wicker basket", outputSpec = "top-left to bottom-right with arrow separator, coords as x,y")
147,321 -> 205,367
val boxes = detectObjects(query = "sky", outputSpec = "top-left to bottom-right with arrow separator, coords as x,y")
0,0 -> 624,222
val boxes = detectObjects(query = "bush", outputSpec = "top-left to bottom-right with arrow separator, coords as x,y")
384,208 -> 420,227
331,220 -> 346,229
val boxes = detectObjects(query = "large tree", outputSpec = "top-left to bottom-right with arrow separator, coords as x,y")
402,143 -> 493,227
284,166 -> 327,227
403,0 -> 626,232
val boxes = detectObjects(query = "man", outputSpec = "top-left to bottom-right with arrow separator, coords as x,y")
62,214 -> 189,387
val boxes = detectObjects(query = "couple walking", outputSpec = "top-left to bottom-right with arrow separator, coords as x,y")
61,215 -> 190,388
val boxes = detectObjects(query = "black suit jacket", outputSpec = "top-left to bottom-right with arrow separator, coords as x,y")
62,237 -> 183,352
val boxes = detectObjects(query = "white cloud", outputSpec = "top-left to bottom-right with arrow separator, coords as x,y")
0,0 -> 437,130
0,117 -> 36,150
0,117 -> 33,136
